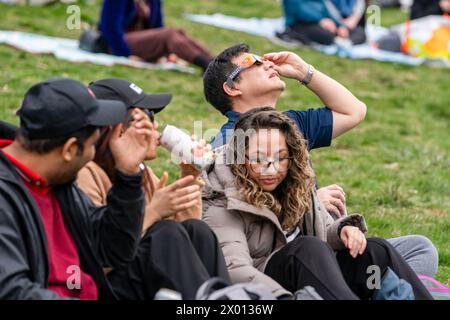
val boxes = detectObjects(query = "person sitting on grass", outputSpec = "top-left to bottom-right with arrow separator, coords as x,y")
76,78 -> 230,299
0,78 -> 149,299
202,108 -> 433,300
99,0 -> 214,72
277,0 -> 367,46
202,43 -> 439,278
0,78 -> 223,300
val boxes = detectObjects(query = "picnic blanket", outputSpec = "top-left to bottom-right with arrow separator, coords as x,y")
0,30 -> 195,73
185,13 -> 450,68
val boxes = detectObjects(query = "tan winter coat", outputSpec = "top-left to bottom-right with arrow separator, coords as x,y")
202,150 -> 368,298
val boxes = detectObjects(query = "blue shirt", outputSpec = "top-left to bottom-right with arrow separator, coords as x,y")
210,107 -> 333,150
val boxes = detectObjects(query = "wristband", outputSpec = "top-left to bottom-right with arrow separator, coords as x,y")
300,64 -> 314,86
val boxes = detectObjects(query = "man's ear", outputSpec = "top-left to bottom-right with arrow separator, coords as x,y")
61,137 -> 79,162
222,81 -> 242,97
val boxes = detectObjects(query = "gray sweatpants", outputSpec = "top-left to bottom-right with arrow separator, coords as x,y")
387,235 -> 439,277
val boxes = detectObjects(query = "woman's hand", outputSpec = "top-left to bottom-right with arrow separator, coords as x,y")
179,135 -> 212,178
340,226 -> 367,258
109,108 -> 152,175
175,135 -> 209,222
146,172 -> 201,221
175,164 -> 205,222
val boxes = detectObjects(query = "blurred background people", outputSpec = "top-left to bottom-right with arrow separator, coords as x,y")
277,0 -> 367,45
411,0 -> 450,20
99,0 -> 214,72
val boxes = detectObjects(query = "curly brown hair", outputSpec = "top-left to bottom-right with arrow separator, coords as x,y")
228,107 -> 315,231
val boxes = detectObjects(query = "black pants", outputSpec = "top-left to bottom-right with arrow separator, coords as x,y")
264,236 -> 432,300
107,219 -> 230,300
289,17 -> 366,45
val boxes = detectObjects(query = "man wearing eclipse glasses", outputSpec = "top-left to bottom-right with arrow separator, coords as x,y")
204,44 -> 367,152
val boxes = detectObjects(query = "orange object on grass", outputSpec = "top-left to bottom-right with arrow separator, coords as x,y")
423,26 -> 450,59
400,20 -> 411,54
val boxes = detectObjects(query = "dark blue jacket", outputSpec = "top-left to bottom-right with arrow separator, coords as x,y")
99,0 -> 164,57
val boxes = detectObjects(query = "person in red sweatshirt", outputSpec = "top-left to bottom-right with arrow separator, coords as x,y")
0,78 -> 221,299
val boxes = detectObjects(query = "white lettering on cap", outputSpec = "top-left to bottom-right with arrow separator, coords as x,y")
129,83 -> 143,95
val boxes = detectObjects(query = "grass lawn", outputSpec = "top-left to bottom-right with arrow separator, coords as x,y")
0,0 -> 448,285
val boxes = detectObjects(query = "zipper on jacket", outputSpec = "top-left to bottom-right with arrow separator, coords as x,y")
271,229 -> 278,252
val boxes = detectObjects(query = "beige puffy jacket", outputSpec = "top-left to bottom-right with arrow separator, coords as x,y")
202,150 -> 368,298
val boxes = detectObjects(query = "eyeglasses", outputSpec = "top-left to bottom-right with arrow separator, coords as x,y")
226,54 -> 263,88
245,155 -> 293,173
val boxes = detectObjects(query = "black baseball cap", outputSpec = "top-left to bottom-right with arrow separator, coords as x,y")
88,78 -> 172,113
17,78 -> 127,140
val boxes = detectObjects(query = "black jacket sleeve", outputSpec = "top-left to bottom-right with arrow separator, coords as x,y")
0,195 -> 66,300
76,169 -> 145,270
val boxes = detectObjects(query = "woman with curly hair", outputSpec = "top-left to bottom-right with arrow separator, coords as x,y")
202,107 -> 432,300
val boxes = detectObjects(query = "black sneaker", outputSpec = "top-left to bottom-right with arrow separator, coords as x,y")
272,28 -> 309,48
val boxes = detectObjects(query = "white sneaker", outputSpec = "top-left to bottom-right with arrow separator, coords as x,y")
334,37 -> 353,50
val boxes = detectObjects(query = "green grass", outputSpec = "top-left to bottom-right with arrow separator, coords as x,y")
0,1 -> 448,285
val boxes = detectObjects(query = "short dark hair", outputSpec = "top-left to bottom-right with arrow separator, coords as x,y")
203,43 -> 250,115
16,126 -> 98,155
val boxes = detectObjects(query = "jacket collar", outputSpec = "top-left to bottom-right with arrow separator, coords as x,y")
0,140 -> 48,190
0,141 -> 27,185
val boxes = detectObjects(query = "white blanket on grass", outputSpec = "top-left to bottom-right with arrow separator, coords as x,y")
185,13 -> 449,68
0,30 -> 195,73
